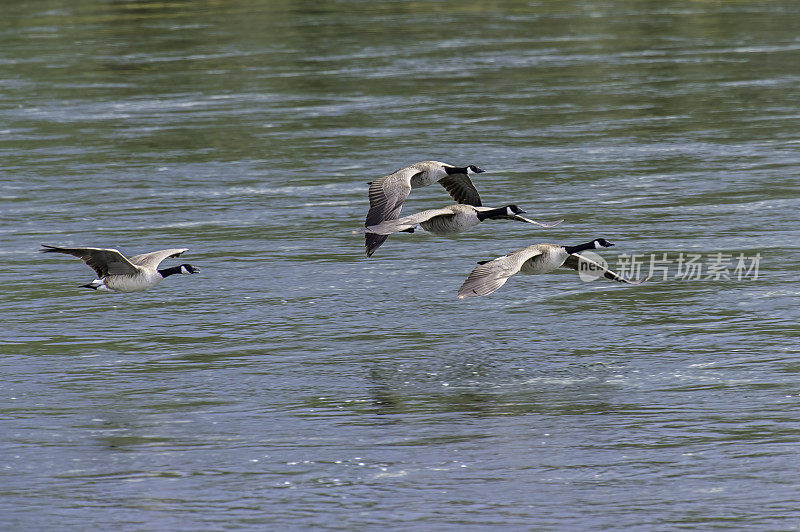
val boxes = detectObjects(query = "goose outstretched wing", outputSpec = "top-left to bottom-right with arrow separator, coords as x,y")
457,247 -> 542,299
129,248 -> 189,269
41,245 -> 139,277
561,254 -> 648,284
359,206 -> 457,235
474,207 -> 563,228
364,170 -> 420,257
439,172 -> 481,206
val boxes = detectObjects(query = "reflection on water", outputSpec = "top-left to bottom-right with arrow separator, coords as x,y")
2,0 -> 800,529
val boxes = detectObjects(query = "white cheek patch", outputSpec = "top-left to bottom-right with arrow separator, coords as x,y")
506,206 -> 514,215
466,166 -> 474,175
181,265 -> 189,274
594,240 -> 602,248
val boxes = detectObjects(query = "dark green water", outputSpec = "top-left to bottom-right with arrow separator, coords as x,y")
2,0 -> 799,529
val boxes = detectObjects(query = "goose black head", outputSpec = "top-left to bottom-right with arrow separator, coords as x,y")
180,264 -> 200,274
505,204 -> 526,215
594,238 -> 614,248
445,164 -> 486,176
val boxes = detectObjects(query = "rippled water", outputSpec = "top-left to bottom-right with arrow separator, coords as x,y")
2,1 -> 800,529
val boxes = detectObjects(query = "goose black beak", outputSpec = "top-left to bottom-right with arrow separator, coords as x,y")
474,167 -> 486,173
518,209 -> 527,214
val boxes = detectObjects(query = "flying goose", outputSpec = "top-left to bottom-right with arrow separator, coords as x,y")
41,245 -> 199,292
364,161 -> 485,257
457,238 -> 647,298
354,204 -> 563,253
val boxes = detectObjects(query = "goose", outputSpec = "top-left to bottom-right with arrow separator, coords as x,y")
41,244 -> 199,292
457,238 -> 647,299
354,204 -> 563,253
364,161 -> 485,257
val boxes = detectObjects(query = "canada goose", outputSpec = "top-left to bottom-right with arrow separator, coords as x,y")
364,161 -> 485,257
457,238 -> 647,298
354,204 -> 563,252
41,245 -> 199,292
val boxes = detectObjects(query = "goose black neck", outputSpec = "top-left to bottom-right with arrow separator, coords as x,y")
158,265 -> 183,278
477,206 -> 508,221
563,241 -> 597,255
444,165 -> 468,175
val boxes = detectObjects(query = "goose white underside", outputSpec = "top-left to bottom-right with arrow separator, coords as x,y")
85,280 -> 110,291
101,271 -> 164,292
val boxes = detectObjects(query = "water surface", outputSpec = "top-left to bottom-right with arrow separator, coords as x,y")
2,1 -> 799,529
